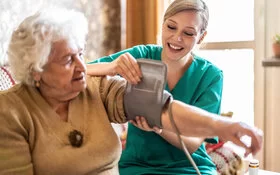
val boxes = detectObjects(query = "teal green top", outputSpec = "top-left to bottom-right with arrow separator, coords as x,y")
89,44 -> 223,175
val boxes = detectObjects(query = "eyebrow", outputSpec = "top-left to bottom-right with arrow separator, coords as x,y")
167,19 -> 197,31
61,48 -> 83,58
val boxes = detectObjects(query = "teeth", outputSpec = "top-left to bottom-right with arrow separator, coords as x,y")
169,44 -> 182,50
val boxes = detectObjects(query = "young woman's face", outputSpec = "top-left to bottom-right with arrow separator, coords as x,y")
161,10 -> 203,62
38,39 -> 86,100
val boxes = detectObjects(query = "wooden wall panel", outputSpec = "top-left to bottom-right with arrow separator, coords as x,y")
126,0 -> 160,48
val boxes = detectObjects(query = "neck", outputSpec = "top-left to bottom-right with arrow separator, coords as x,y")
163,54 -> 193,73
38,88 -> 70,121
48,98 -> 70,121
47,98 -> 69,112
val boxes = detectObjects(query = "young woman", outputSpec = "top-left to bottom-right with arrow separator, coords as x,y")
87,0 -> 252,174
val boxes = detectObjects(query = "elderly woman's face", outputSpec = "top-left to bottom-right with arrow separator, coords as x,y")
39,39 -> 86,100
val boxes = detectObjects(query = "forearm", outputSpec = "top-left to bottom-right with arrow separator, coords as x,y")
87,63 -> 114,76
161,100 -> 219,138
158,130 -> 204,153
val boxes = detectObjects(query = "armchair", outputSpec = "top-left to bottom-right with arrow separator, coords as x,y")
0,66 -> 15,90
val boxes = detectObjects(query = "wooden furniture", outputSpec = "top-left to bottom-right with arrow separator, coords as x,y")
262,57 -> 280,67
245,169 -> 280,175
261,57 -> 280,172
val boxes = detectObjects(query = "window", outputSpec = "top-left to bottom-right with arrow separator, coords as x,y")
197,0 -> 255,126
203,0 -> 254,42
162,0 -> 255,126
197,49 -> 254,125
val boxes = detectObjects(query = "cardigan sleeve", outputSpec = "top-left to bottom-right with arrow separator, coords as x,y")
0,94 -> 33,175
99,75 -> 128,124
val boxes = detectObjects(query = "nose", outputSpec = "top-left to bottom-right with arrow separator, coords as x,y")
174,32 -> 182,42
177,36 -> 182,41
74,55 -> 86,72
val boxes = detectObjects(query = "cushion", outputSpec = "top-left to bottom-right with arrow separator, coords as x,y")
208,143 -> 244,175
206,111 -> 244,175
0,66 -> 15,90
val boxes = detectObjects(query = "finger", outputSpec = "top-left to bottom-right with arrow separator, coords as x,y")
113,56 -> 135,84
235,124 -> 263,156
138,116 -> 146,129
153,126 -> 161,131
140,117 -> 152,130
153,127 -> 163,134
120,54 -> 140,84
238,125 -> 263,155
135,116 -> 144,128
129,120 -> 137,127
117,68 -> 132,84
249,130 -> 263,156
126,53 -> 143,78
230,135 -> 250,152
116,60 -> 137,84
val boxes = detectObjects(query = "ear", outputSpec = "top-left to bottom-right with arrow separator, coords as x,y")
32,71 -> 42,81
197,31 -> 207,44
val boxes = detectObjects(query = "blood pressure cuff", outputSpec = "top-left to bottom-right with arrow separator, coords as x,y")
123,59 -> 172,128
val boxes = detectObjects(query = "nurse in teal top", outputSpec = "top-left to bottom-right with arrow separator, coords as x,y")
87,0 -> 223,174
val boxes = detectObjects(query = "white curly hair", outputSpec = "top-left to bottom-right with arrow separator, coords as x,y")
7,7 -> 88,86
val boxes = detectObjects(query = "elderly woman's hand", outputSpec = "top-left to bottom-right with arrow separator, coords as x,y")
111,53 -> 142,84
214,120 -> 263,157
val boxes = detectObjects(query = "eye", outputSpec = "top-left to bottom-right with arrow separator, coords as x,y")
183,31 -> 194,36
61,56 -> 73,65
67,57 -> 74,64
79,52 -> 84,57
78,51 -> 84,60
167,25 -> 176,30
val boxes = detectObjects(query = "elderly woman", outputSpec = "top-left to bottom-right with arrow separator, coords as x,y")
0,8 -> 262,175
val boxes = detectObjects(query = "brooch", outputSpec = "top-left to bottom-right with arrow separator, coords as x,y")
68,129 -> 83,147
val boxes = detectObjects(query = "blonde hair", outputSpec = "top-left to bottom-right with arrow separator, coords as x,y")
7,7 -> 88,86
164,0 -> 209,33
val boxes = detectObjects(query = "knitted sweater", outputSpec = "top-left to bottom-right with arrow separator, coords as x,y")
0,75 -> 127,175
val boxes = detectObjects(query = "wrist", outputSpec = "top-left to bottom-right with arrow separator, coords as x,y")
208,114 -> 223,137
108,62 -> 117,76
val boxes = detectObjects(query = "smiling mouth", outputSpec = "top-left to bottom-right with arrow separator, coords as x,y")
168,43 -> 184,51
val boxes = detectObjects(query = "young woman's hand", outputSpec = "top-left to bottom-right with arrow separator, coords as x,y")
111,53 -> 142,84
129,116 -> 162,134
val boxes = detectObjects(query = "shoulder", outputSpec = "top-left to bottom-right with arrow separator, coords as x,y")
86,75 -> 102,87
0,84 -> 31,135
193,54 -> 223,77
131,44 -> 161,50
86,75 -> 126,93
0,84 -> 25,106
130,44 -> 162,54
86,75 -> 125,85
93,45 -> 163,62
141,44 -> 162,54
139,44 -> 162,50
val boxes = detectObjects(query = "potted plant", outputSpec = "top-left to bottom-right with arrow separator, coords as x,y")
273,33 -> 280,58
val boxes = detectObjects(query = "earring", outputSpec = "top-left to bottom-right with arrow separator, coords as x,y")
35,80 -> 40,87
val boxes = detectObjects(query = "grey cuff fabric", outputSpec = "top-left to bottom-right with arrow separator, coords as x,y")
123,59 -> 173,128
